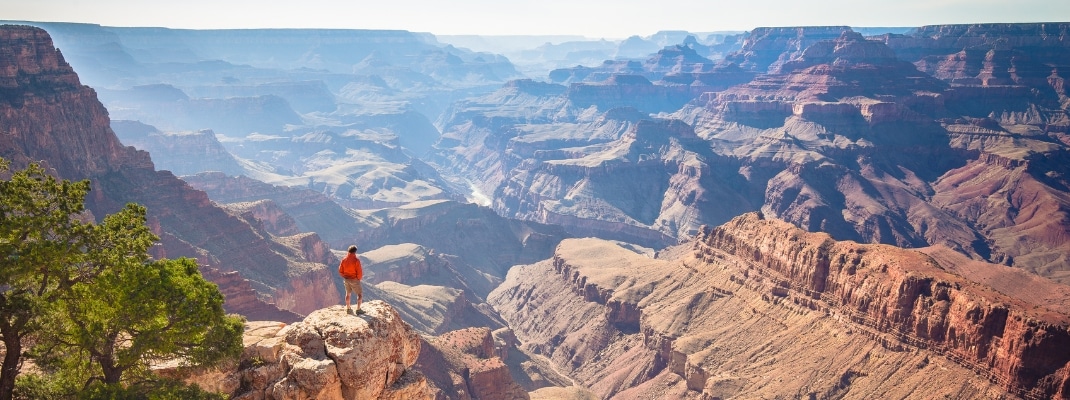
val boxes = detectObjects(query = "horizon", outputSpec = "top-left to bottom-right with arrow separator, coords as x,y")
4,0 -> 1069,39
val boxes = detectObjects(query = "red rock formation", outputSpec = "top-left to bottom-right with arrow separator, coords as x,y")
224,199 -> 302,237
698,213 -> 1070,398
198,267 -> 301,323
882,23 -> 1070,87
414,327 -> 529,400
490,214 -> 1070,399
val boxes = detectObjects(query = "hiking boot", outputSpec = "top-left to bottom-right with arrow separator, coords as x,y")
346,306 -> 353,314
356,308 -> 366,315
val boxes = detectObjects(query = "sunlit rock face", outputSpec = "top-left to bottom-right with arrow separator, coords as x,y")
186,302 -> 431,399
489,214 -> 1070,399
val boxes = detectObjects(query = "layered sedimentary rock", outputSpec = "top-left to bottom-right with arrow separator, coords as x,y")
187,302 -> 430,399
433,24 -> 1070,279
549,46 -> 753,114
670,28 -> 1070,280
110,120 -> 245,177
182,172 -> 362,247
368,281 -> 504,336
414,327 -> 529,400
349,200 -> 569,296
881,23 -> 1070,88
0,25 -> 338,317
722,26 -> 852,73
489,213 -> 1070,399
492,118 -> 747,247
198,267 -> 302,323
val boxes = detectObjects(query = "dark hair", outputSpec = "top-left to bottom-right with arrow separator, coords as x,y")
348,245 -> 357,253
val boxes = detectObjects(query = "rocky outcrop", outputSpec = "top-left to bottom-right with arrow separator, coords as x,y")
110,120 -> 246,177
0,25 -> 339,318
414,327 -> 529,400
549,46 -> 752,114
489,117 -> 752,248
882,23 -> 1070,87
674,27 -> 1070,279
722,26 -> 852,73
224,199 -> 302,237
565,74 -> 698,114
199,267 -> 302,323
490,215 -> 1070,399
188,301 -> 431,399
432,23 -> 1070,281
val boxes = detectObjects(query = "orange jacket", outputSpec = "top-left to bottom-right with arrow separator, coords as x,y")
338,253 -> 363,280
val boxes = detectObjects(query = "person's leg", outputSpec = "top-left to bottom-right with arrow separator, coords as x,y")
344,279 -> 355,311
355,281 -> 363,311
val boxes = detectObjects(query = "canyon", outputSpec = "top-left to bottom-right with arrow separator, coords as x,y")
0,25 -> 337,321
489,213 -> 1070,399
3,20 -> 1070,400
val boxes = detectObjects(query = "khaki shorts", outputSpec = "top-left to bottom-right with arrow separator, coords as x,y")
343,278 -> 362,296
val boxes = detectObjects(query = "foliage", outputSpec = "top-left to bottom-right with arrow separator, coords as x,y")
15,374 -> 226,400
38,255 -> 244,385
0,160 -> 97,400
0,158 -> 243,397
13,372 -> 75,400
79,378 -> 229,400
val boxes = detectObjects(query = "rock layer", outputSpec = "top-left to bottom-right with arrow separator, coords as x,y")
489,213 -> 1070,399
414,327 -> 529,400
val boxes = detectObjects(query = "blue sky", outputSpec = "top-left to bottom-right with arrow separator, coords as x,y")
4,0 -> 1069,38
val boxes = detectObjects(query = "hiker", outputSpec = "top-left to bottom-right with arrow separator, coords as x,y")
339,245 -> 363,314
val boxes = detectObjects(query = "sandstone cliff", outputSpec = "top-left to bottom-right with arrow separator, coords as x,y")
0,25 -> 339,317
415,327 -> 529,400
489,213 -> 1070,399
187,301 -> 431,399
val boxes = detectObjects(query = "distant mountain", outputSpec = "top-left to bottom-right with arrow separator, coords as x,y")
438,30 -> 746,78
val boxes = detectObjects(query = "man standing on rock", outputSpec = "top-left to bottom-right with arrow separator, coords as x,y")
339,245 -> 364,314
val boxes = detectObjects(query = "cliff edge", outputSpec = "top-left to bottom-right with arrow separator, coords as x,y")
188,300 -> 431,399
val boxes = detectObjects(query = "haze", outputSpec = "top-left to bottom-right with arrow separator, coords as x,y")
5,0 -> 1070,37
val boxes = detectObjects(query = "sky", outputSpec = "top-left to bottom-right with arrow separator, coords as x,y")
4,0 -> 1069,38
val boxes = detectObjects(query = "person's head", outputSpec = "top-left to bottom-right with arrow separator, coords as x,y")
348,245 -> 357,254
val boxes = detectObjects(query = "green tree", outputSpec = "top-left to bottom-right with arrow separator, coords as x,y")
1,159 -> 242,397
38,253 -> 244,388
0,160 -> 99,400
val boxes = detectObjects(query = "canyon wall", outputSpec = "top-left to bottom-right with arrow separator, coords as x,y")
490,213 -> 1070,399
0,24 -> 338,317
